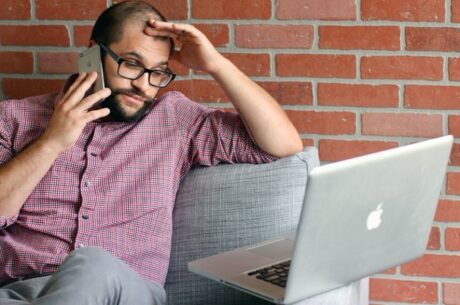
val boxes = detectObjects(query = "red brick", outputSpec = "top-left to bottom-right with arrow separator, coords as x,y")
193,0 -> 271,19
361,56 -> 443,80
318,83 -> 399,108
362,113 -> 443,137
164,79 -> 313,105
435,200 -> 460,222
428,227 -> 441,250
160,80 -> 227,103
447,172 -> 460,195
287,111 -> 356,135
444,283 -> 460,305
370,278 -> 438,303
168,59 -> 190,76
449,57 -> 460,81
38,52 -> 79,74
0,26 -> 69,47
362,0 -> 445,22
302,139 -> 315,147
276,54 -> 356,78
319,139 -> 399,162
113,0 -> 189,20
402,254 -> 460,277
407,27 -> 460,51
257,82 -> 312,105
236,25 -> 313,49
277,0 -> 356,20
446,228 -> 460,251
194,24 -> 229,47
449,115 -> 460,137
223,53 -> 270,77
320,26 -> 400,50
0,52 -> 33,73
405,85 -> 460,110
452,0 -> 460,23
3,78 -> 66,100
450,143 -> 460,166
0,0 -> 30,19
74,26 -> 92,47
381,267 -> 398,274
36,0 -> 107,20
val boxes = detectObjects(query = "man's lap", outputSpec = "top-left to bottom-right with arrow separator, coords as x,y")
0,247 -> 166,305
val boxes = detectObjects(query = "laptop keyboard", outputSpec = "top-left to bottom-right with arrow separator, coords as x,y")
247,260 -> 290,288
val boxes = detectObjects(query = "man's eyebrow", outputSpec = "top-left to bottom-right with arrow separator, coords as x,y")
123,51 -> 169,67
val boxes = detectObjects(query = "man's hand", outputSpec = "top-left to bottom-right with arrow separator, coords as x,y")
39,72 -> 111,154
144,20 -> 225,74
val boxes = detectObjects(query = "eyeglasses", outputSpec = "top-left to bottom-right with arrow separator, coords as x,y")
98,42 -> 176,88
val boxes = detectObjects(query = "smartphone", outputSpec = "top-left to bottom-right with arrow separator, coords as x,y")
78,45 -> 105,92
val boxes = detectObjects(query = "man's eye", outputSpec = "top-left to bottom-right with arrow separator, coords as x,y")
151,70 -> 166,76
125,61 -> 140,67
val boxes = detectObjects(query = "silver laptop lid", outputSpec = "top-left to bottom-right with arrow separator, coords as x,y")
284,135 -> 453,304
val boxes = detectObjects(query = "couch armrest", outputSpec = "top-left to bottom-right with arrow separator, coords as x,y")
165,148 -> 318,305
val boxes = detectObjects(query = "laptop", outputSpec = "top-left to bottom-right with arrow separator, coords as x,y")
188,135 -> 453,304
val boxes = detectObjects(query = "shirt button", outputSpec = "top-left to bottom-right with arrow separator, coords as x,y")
90,152 -> 98,157
84,181 -> 91,187
82,215 -> 89,220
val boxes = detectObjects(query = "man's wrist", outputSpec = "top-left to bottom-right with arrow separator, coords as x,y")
33,137 -> 65,158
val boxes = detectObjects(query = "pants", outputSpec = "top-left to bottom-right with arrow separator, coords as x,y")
0,247 -> 166,305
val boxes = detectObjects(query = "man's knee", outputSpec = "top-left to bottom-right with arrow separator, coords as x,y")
62,247 -> 126,280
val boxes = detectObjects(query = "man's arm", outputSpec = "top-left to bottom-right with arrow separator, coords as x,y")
0,72 -> 111,218
145,20 -> 303,158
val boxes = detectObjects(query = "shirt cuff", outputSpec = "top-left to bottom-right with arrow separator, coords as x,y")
0,214 -> 18,229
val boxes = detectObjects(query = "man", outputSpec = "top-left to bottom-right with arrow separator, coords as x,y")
0,1 -> 302,304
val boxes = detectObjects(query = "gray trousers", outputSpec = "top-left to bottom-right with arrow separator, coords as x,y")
0,247 -> 166,305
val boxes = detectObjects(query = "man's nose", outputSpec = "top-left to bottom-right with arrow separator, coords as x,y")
131,72 -> 150,92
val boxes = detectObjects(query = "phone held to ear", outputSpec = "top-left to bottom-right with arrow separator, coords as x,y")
78,45 -> 105,92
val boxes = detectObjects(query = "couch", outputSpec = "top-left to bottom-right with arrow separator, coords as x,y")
164,148 -> 369,305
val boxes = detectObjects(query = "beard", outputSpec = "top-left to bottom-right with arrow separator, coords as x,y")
99,89 -> 153,122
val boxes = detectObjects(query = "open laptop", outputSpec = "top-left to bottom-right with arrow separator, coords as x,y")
188,135 -> 453,304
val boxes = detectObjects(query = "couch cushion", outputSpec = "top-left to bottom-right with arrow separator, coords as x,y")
165,148 -> 319,305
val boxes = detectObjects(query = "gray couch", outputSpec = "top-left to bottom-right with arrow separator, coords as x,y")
164,148 -> 368,305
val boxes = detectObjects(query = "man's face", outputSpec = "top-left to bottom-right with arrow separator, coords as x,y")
101,21 -> 171,122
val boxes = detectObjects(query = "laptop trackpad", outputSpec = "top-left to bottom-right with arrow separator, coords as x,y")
247,239 -> 293,259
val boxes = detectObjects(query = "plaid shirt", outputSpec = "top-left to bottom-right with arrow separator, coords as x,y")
0,82 -> 276,286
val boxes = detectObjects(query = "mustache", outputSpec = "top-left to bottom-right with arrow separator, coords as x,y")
110,89 -> 151,102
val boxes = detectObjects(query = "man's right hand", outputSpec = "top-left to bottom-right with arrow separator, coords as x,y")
38,72 -> 111,154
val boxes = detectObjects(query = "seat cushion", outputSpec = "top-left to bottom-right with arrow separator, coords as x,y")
165,148 -> 319,305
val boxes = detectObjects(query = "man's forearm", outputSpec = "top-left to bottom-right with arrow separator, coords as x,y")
0,139 -> 60,217
209,57 -> 303,157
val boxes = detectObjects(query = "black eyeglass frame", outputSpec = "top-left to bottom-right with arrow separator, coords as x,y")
98,42 -> 176,88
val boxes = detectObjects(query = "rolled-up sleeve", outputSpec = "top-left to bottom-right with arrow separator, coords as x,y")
0,214 -> 19,229
174,94 -> 278,167
0,101 -> 18,229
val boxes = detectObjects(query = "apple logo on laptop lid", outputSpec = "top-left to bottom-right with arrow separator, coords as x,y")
367,203 -> 383,230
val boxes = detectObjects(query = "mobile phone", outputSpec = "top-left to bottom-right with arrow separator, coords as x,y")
78,45 -> 105,92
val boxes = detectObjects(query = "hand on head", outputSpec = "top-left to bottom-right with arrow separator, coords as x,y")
143,20 -> 224,74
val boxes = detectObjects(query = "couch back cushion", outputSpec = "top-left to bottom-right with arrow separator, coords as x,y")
165,148 -> 319,305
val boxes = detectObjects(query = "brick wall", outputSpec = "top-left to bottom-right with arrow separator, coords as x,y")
1,0 -> 460,304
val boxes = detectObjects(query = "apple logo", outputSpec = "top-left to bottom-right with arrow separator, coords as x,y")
367,203 -> 383,230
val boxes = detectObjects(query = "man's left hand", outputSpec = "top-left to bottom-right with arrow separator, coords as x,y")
144,20 -> 225,74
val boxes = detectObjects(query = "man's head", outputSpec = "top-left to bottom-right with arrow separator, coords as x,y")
90,1 -> 174,122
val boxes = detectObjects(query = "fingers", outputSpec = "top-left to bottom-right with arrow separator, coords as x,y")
145,20 -> 199,40
76,87 -> 112,113
84,107 -> 111,123
60,72 -> 99,108
59,72 -> 89,104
